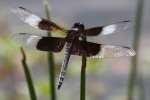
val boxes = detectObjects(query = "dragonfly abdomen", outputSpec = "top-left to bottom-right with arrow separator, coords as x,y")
57,43 -> 72,89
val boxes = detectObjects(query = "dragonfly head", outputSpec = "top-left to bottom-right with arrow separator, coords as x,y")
72,22 -> 84,31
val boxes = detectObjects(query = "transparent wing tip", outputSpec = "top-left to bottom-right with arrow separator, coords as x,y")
11,7 -> 30,20
11,33 -> 31,44
89,46 -> 136,59
12,33 -> 42,49
119,20 -> 131,23
11,6 -> 26,12
11,7 -> 42,28
18,6 -> 26,10
127,48 -> 136,56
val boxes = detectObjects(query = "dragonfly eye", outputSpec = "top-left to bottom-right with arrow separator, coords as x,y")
73,23 -> 84,30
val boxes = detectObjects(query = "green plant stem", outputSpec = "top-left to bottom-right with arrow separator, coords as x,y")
80,34 -> 87,100
43,0 -> 56,100
48,52 -> 56,100
138,74 -> 145,100
127,0 -> 145,100
20,48 -> 37,100
80,56 -> 86,100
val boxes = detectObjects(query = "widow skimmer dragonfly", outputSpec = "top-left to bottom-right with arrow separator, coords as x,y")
12,7 -> 136,90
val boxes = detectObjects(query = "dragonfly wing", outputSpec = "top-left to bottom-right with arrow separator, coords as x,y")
70,41 -> 135,58
91,44 -> 136,58
71,40 -> 101,56
12,7 -> 66,33
85,20 -> 130,36
13,33 -> 65,52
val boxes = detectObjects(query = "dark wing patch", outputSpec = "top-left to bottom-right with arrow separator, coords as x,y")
37,37 -> 66,52
71,40 -> 101,56
84,27 -> 103,36
38,19 -> 66,33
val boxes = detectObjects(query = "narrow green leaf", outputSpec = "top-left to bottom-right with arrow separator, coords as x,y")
20,48 -> 37,100
42,0 -> 56,100
80,33 -> 87,100
127,0 -> 145,100
138,74 -> 145,100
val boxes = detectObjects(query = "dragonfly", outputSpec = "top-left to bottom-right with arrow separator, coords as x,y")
12,7 -> 136,90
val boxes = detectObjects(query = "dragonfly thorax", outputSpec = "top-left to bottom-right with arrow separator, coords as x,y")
66,23 -> 85,42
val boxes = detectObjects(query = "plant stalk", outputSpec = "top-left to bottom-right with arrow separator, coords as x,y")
80,33 -> 87,100
43,0 -> 56,100
138,74 -> 145,100
20,48 -> 37,100
127,0 -> 145,100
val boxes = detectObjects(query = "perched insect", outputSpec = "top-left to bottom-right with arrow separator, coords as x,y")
12,7 -> 136,90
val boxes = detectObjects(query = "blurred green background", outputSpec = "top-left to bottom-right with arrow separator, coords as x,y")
0,0 -> 150,100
